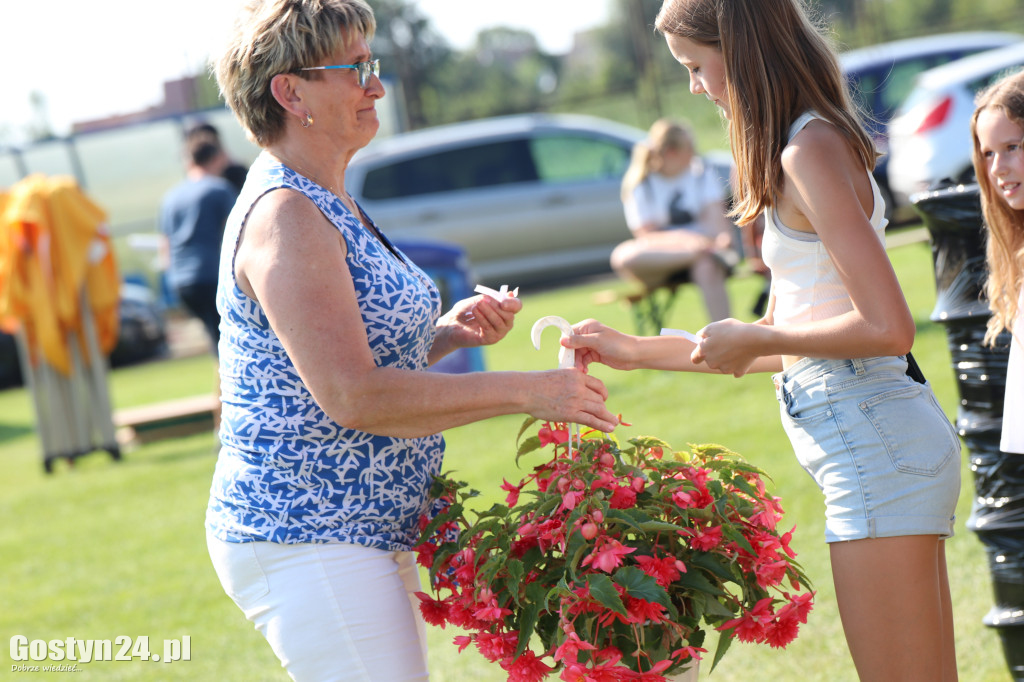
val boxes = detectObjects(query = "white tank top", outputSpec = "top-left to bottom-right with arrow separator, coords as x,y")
760,112 -> 888,328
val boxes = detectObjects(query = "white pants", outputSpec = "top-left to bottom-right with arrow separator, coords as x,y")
207,533 -> 429,682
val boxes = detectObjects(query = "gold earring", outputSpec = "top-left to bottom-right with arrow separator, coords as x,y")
301,112 -> 314,128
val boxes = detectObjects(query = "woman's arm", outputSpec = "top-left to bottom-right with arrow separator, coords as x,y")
564,319 -> 782,375
234,190 -> 619,438
693,122 -> 914,374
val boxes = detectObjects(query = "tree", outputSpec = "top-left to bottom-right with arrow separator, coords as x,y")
27,91 -> 55,142
370,0 -> 454,129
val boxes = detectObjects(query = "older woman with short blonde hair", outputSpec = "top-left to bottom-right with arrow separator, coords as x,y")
204,2 -> 618,679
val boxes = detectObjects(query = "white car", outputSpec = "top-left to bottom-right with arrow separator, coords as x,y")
346,114 -> 731,286
839,31 -> 1023,222
887,42 -> 1024,209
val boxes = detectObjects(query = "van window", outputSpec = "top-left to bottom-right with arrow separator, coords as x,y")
361,139 -> 538,200
529,135 -> 631,183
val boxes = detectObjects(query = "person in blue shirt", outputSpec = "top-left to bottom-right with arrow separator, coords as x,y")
159,134 -> 237,353
204,1 -> 617,680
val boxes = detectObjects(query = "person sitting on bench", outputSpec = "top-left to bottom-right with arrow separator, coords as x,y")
612,118 -> 736,322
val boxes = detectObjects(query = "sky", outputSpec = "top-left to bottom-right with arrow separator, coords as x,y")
0,0 -> 611,142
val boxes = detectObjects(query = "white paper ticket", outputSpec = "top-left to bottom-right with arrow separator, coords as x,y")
660,328 -> 701,344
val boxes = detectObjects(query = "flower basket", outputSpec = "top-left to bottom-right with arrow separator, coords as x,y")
415,419 -> 815,681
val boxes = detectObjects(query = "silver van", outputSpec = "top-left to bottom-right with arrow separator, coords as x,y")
345,113 -> 646,286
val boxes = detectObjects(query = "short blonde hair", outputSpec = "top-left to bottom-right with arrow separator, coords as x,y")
215,0 -> 376,146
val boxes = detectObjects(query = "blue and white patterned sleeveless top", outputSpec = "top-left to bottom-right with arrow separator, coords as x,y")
206,151 -> 444,550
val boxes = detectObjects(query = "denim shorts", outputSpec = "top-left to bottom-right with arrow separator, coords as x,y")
774,356 -> 961,543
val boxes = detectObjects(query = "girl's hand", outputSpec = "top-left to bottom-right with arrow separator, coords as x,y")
691,318 -> 762,377
562,319 -> 639,372
441,294 -> 521,349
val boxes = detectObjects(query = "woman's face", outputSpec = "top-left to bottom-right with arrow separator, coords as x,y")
657,145 -> 694,176
303,33 -> 385,149
976,106 -> 1024,211
664,34 -> 730,119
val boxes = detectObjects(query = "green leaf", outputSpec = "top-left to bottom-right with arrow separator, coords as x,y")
690,552 -> 736,582
613,565 -> 671,608
604,508 -> 645,533
638,520 -> 684,533
416,502 -> 462,545
721,524 -> 756,556
514,581 -> 550,657
517,416 -> 540,443
628,435 -> 673,450
586,573 -> 627,616
710,628 -> 735,673
729,474 -> 761,499
516,435 -> 543,460
675,568 -> 728,598
703,596 -> 739,618
478,503 -> 510,519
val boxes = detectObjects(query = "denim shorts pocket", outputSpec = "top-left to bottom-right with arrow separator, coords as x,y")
859,384 -> 960,476
213,540 -> 271,608
779,382 -> 833,424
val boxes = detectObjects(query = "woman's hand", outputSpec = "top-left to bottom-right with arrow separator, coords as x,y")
527,369 -> 619,433
690,318 -> 763,377
440,294 -> 522,349
562,319 -> 639,372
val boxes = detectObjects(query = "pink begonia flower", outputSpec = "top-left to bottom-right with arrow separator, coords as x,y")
686,467 -> 711,488
630,658 -> 676,681
501,649 -> 554,682
414,592 -> 449,627
559,662 -> 620,682
779,591 -> 815,624
671,645 -> 707,662
682,525 -> 723,551
453,635 -> 473,652
553,631 -> 598,664
502,478 -> 522,507
560,489 -> 584,513
634,554 -> 683,586
763,614 -> 801,648
609,486 -> 637,509
624,596 -> 668,624
755,559 -> 790,589
718,596 -> 776,643
581,537 -> 636,573
413,541 -> 436,568
593,647 -> 624,665
538,424 -> 570,445
473,602 -> 512,622
476,631 -> 517,662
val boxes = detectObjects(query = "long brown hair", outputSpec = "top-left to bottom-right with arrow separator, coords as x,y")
654,0 -> 877,225
971,69 -> 1024,346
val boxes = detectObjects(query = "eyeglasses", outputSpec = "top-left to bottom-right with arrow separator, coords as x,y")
299,58 -> 380,88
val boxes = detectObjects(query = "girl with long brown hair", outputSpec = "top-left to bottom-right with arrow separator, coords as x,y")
563,1 -> 961,679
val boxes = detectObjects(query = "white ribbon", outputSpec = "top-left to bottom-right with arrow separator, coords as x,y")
530,315 -> 580,456
474,284 -> 520,302
660,327 -> 701,344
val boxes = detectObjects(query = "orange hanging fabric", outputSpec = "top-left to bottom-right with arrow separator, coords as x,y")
0,174 -> 119,375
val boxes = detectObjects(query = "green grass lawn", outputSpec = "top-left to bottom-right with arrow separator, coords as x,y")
0,232 -> 1013,681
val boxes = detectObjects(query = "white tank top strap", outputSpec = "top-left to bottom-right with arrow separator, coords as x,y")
788,111 -> 823,142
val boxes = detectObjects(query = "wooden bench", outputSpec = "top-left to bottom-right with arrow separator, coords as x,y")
114,394 -> 218,447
